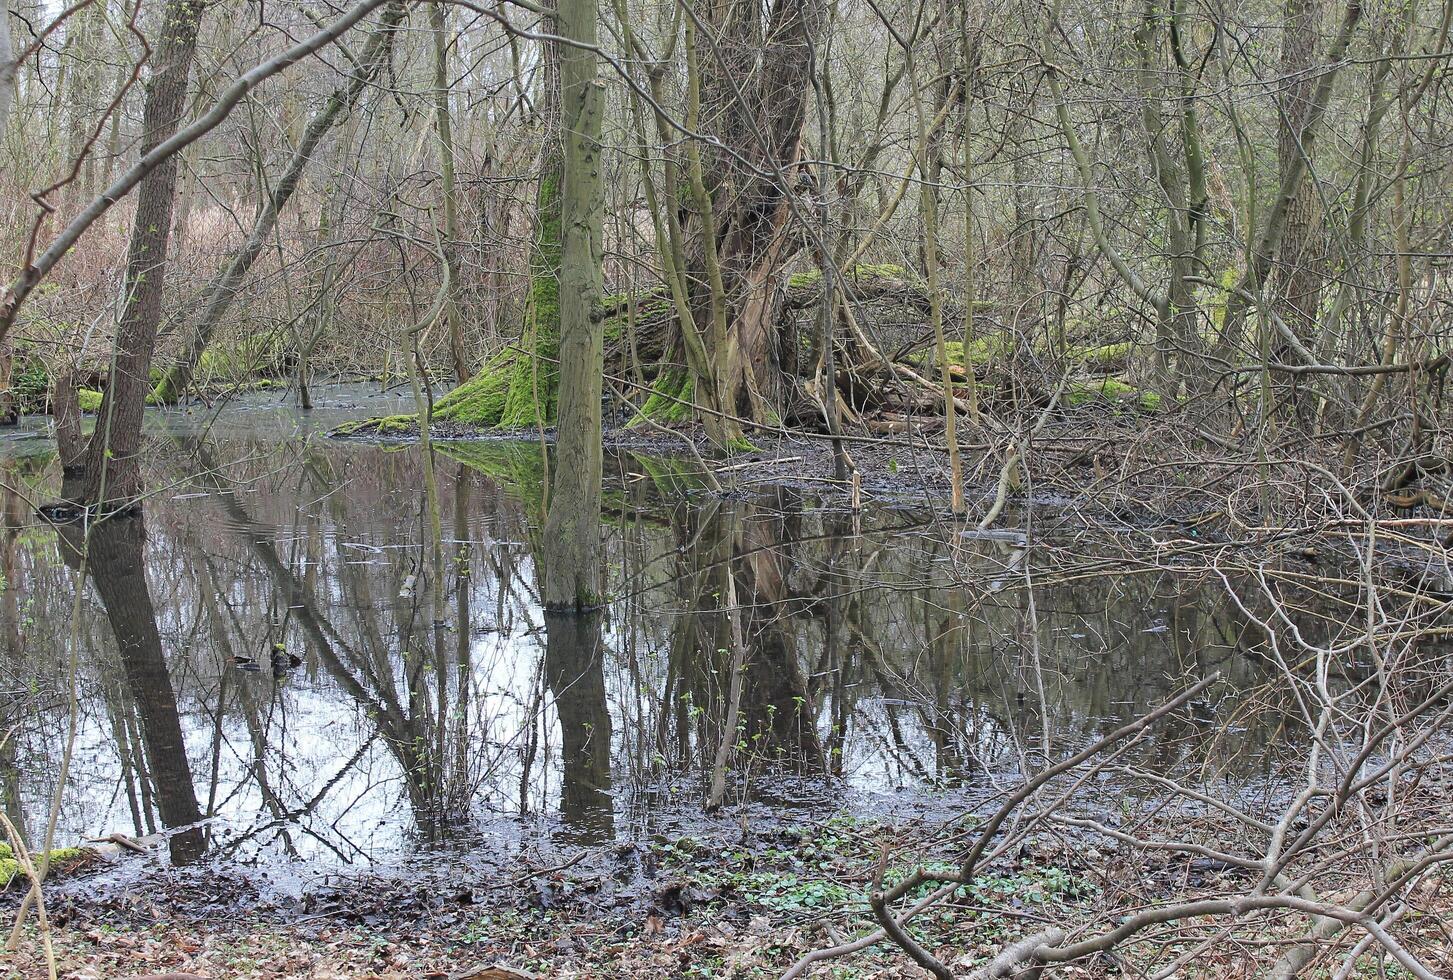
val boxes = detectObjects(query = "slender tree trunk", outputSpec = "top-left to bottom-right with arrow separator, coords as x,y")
431,2 -> 469,384
79,0 -> 206,508
1,0 -> 16,425
909,31 -> 963,513
540,0 -> 604,610
1274,0 -> 1325,349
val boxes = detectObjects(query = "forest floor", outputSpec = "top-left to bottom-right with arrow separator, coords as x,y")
11,806 -> 1448,979
3,811 -> 1068,979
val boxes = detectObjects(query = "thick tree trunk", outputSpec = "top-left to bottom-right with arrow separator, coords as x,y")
540,0 -> 604,611
680,0 -> 820,426
78,0 -> 205,508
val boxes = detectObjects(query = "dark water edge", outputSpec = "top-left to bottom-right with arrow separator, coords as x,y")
0,384 -> 1351,908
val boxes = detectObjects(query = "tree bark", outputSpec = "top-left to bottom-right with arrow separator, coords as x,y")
430,2 -> 469,384
78,0 -> 206,508
0,0 -> 14,134
1274,0 -> 1325,347
540,0 -> 604,610
680,0 -> 821,427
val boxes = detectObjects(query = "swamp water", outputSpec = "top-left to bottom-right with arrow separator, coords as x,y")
0,387 -> 1301,886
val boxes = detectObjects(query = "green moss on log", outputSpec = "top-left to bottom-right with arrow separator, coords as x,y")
628,369 -> 694,426
0,844 -> 90,885
333,414 -> 416,436
787,262 -> 915,290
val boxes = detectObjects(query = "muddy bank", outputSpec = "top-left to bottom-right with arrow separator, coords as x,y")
6,809 -> 1115,979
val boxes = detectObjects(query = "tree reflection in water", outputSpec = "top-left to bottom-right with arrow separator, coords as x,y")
56,511 -> 206,865
2,428 -> 1308,868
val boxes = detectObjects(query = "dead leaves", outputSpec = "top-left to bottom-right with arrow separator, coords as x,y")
423,967 -> 540,980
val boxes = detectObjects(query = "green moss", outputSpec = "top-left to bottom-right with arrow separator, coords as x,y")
1067,377 -> 1161,411
12,355 -> 49,412
1068,341 -> 1132,369
430,170 -> 563,432
599,287 -> 670,329
0,844 -> 89,886
76,388 -> 103,413
915,336 -> 1129,374
788,262 -> 913,290
330,414 -> 419,437
628,370 -> 694,426
1208,264 -> 1241,332
915,334 -> 1013,370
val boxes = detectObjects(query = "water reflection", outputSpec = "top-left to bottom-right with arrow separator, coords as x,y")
55,511 -> 207,864
544,609 -> 613,840
0,399 -> 1301,868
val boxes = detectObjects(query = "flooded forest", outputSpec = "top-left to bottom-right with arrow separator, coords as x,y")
1,0 -> 1452,974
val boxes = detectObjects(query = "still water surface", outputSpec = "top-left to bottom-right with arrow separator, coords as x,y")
0,387 -> 1294,873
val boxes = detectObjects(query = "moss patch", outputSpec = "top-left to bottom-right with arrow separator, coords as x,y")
627,370 -> 694,427
1067,377 -> 1162,411
1069,341 -> 1132,370
0,843 -> 91,886
332,413 -> 417,437
787,262 -> 915,290
915,334 -> 1015,371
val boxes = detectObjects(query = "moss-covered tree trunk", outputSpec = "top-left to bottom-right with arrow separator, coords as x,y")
430,0 -> 818,441
540,0 -> 605,611
430,6 -> 565,430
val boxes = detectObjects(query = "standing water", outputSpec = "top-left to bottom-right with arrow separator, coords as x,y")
1,386 -> 1294,882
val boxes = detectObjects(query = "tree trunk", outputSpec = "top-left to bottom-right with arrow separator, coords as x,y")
680,0 -> 820,427
431,2 -> 470,384
540,0 -> 604,611
0,0 -> 14,426
78,0 -> 206,508
0,0 -> 14,135
427,8 -> 564,431
1274,0 -> 1325,349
